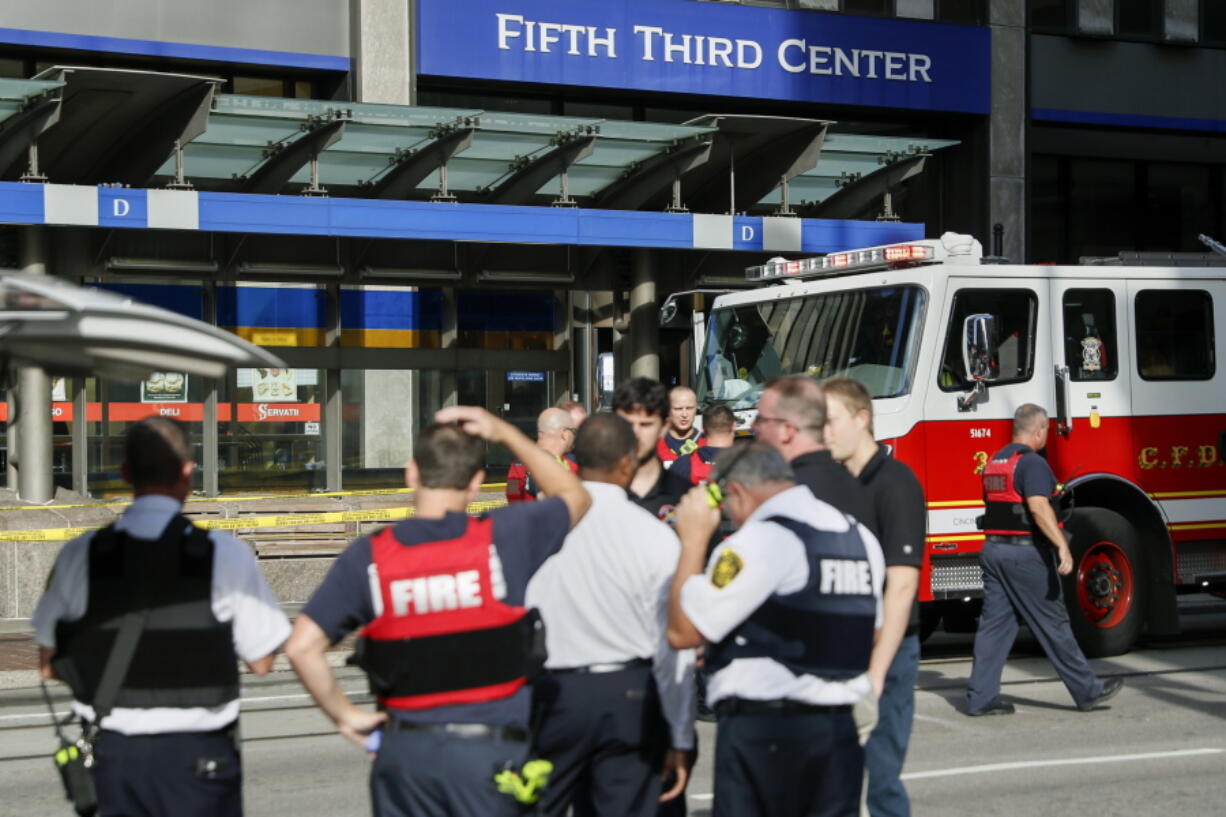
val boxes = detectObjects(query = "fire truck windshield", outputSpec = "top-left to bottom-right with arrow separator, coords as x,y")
697,285 -> 927,409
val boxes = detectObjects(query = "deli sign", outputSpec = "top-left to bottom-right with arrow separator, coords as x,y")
417,0 -> 989,114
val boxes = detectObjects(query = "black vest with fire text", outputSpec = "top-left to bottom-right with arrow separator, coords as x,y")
53,517 -> 239,710
706,515 -> 876,681
353,517 -> 544,711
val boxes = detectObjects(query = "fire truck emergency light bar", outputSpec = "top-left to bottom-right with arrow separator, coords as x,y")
746,239 -> 947,282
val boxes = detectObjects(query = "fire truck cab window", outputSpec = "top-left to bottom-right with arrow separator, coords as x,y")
1135,290 -> 1215,381
939,289 -> 1037,392
1062,289 -> 1118,381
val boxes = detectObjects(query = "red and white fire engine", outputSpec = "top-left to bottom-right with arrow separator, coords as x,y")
682,233 -> 1226,657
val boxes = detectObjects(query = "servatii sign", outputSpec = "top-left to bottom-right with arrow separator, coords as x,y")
416,0 -> 989,114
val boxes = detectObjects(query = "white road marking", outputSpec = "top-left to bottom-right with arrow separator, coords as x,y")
902,748 -> 1223,781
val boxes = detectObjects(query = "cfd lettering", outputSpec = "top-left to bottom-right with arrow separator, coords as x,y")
390,570 -> 482,615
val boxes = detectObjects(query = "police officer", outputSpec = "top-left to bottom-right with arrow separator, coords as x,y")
669,443 -> 885,817
527,413 -> 695,817
615,378 -> 692,523
754,375 -> 873,526
656,386 -> 705,467
32,417 -> 290,817
671,405 -> 736,487
966,404 -> 1123,716
506,406 -> 580,502
285,406 -> 590,817
823,378 -> 924,817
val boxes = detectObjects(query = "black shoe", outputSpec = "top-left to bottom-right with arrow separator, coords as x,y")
967,698 -> 1015,716
1078,678 -> 1124,711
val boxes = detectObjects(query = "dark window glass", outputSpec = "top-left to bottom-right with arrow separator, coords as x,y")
233,76 -> 286,97
1135,290 -> 1215,380
1145,164 -> 1213,252
1118,0 -> 1161,38
843,0 -> 890,16
293,80 -> 313,99
1063,290 -> 1118,381
939,290 -> 1038,391
1031,155 -> 1067,263
937,0 -> 981,24
1029,0 -> 1073,30
1206,3 -> 1226,44
1069,159 -> 1136,260
0,58 -> 24,78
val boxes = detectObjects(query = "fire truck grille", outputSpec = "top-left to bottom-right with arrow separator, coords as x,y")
930,556 -> 983,596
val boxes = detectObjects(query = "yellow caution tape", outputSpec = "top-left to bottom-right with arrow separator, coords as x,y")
0,483 -> 509,512
0,499 -> 509,542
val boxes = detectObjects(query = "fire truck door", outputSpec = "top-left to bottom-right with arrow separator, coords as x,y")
1045,280 -> 1133,480
921,279 -> 1053,541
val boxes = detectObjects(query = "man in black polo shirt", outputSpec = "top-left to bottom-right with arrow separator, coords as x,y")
753,375 -> 872,526
823,377 -> 924,817
615,377 -> 692,525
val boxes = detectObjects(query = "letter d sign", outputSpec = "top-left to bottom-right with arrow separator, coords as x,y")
741,225 -> 755,242
112,199 -> 130,217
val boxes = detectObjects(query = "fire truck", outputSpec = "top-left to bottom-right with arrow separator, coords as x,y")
675,233 -> 1226,657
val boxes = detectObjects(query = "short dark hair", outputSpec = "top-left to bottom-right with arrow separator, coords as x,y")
414,423 -> 486,489
124,417 -> 193,490
703,405 -> 736,435
573,413 -> 636,472
612,377 -> 668,419
764,374 -> 826,433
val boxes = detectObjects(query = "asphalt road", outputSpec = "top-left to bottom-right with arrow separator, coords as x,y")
2,603 -> 1223,817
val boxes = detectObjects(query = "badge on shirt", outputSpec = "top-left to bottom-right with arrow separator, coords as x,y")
711,549 -> 744,589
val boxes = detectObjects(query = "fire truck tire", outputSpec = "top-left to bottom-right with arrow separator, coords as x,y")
1061,508 -> 1146,658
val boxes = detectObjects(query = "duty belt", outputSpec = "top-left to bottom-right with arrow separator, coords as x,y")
548,657 -> 651,675
383,719 -> 529,742
714,698 -> 852,717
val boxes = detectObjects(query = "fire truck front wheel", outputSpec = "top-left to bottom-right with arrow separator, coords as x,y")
1062,507 -> 1147,658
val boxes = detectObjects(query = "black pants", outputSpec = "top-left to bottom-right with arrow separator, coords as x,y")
370,727 -> 530,817
92,727 -> 242,817
533,666 -> 669,817
713,709 -> 862,817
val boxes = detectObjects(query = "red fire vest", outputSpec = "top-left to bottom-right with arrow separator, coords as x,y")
355,518 -> 541,710
657,432 -> 705,463
981,450 -> 1042,536
684,446 -> 723,486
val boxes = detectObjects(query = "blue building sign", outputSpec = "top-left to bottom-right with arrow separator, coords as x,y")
417,0 -> 989,114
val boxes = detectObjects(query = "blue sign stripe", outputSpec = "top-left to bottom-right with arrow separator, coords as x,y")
0,27 -> 349,71
1032,107 -> 1226,134
0,182 -> 43,225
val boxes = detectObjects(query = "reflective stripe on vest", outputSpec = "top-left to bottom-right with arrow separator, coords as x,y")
52,518 -> 238,710
706,515 -> 876,681
356,518 -> 539,710
981,450 -> 1034,536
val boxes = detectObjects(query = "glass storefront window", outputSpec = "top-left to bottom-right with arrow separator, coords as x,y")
341,369 -> 418,488
1145,163 -> 1213,252
1117,0 -> 1161,39
219,283 -> 329,348
218,368 -> 324,493
459,291 -> 556,350
341,285 -> 444,349
1029,0 -> 1073,31
1069,159 -> 1137,260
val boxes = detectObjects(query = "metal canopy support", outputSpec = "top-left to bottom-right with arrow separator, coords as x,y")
18,66 -> 216,186
485,132 -> 597,206
805,153 -> 929,220
369,123 -> 476,200
16,226 -> 52,503
0,93 -> 61,180
676,115 -> 829,215
593,137 -> 713,212
240,114 -> 348,196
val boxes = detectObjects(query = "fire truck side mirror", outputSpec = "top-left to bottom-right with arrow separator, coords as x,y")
962,313 -> 1000,384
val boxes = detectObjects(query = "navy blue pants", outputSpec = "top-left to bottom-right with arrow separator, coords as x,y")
713,709 -> 862,817
534,666 -> 669,817
967,540 -> 1103,713
864,634 -> 919,817
371,727 -> 530,817
92,727 -> 242,817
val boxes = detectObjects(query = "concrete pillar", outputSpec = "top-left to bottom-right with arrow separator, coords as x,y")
1164,0 -> 1199,42
6,388 -> 18,489
202,280 -> 220,497
17,226 -> 53,502
363,370 -> 415,467
576,290 -> 594,413
796,0 -> 837,10
896,0 -> 934,20
440,287 -> 458,408
71,378 -> 87,495
1077,0 -> 1114,35
629,249 -> 659,381
323,282 -> 343,491
350,0 -> 413,104
989,6 -> 1026,263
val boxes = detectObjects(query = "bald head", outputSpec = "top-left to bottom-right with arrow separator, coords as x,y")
537,407 -> 576,456
668,385 -> 698,436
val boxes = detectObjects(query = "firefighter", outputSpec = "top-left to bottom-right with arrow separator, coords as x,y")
32,417 -> 290,817
506,406 -> 580,502
671,405 -> 737,486
285,406 -> 590,817
965,404 -> 1123,716
656,386 -> 706,467
669,443 -> 884,817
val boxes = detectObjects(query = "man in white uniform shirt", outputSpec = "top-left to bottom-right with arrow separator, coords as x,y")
527,413 -> 696,817
668,442 -> 884,817
32,417 -> 290,817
